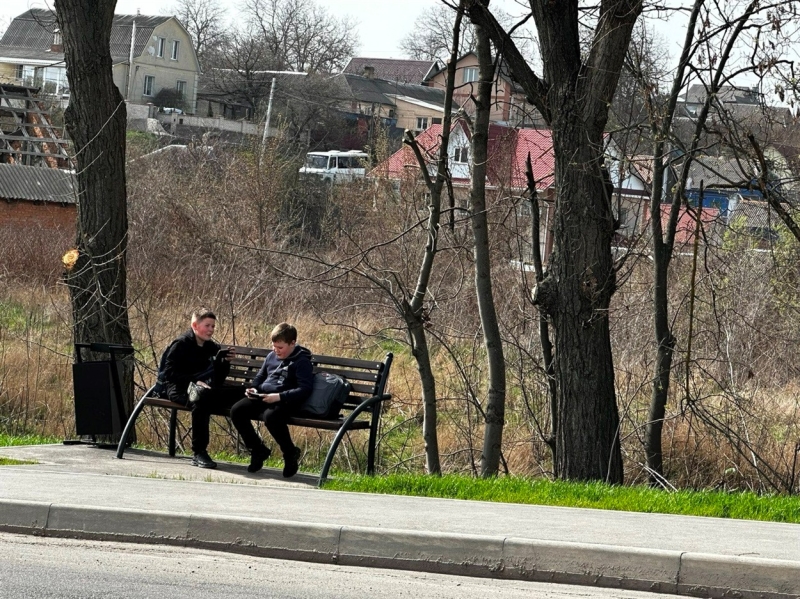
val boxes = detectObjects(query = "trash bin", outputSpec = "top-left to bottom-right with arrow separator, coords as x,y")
72,342 -> 134,438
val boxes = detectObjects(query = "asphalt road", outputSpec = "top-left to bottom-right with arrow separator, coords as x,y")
0,533 -> 668,599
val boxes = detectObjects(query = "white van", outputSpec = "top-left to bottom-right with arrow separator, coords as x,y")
298,150 -> 368,183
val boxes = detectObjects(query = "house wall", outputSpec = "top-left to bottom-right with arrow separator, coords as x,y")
124,20 -> 199,113
0,63 -> 16,83
0,199 -> 75,232
427,54 -> 512,123
393,97 -> 443,133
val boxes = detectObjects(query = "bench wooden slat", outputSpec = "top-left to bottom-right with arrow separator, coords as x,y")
312,355 -> 385,369
286,417 -> 370,430
312,366 -> 381,383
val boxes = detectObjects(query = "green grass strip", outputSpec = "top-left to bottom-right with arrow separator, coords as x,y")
0,457 -> 37,466
0,433 -> 61,447
323,474 -> 800,524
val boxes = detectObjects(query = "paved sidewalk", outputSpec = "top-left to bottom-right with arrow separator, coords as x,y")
1,444 -> 799,598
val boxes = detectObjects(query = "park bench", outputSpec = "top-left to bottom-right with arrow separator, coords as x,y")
115,346 -> 393,484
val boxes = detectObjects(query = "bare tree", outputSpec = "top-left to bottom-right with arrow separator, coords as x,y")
244,0 -> 357,73
400,3 -> 478,61
205,28 -> 278,117
636,0 -> 800,484
471,20 -> 506,477
54,0 -> 134,417
467,0 -> 641,483
170,0 -> 227,65
400,2 -> 534,64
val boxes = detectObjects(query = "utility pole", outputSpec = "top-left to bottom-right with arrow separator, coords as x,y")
259,77 -> 276,166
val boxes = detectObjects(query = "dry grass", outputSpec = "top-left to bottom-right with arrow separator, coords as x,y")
2,141 -> 799,490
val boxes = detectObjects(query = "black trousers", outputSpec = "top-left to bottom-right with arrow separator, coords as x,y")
230,397 -> 297,456
184,386 -> 245,454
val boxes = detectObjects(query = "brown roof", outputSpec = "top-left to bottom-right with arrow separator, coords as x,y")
342,57 -> 440,84
0,9 -> 172,63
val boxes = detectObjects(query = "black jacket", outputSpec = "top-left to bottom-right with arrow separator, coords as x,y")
252,345 -> 313,405
156,329 -> 230,403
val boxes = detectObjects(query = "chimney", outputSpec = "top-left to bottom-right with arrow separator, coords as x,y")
50,28 -> 62,53
363,65 -> 375,79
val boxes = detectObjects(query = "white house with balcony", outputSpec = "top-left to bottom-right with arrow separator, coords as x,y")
0,9 -> 200,113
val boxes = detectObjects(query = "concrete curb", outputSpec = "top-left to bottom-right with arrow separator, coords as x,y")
2,499 -> 799,599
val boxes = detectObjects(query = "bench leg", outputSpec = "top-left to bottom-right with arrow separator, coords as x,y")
168,408 -> 178,456
318,394 -> 388,487
367,421 -> 379,476
115,387 -> 156,459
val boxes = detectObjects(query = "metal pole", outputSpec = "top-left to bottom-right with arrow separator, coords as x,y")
126,19 -> 137,101
260,77 -> 276,164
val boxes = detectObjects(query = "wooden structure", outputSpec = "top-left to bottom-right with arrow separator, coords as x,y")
0,84 -> 70,167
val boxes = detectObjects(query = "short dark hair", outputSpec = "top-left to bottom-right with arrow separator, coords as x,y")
270,322 -> 297,344
191,308 -> 216,323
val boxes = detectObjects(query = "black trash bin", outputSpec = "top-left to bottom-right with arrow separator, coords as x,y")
71,342 -> 134,440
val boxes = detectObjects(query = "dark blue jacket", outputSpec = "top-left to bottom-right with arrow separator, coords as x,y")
252,345 -> 313,405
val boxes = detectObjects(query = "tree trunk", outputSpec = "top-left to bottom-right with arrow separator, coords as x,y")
473,23 -> 506,477
535,117 -> 623,482
56,0 -> 134,423
399,2 -> 466,475
467,0 -> 639,483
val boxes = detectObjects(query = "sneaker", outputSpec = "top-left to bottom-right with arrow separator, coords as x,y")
247,445 -> 271,473
191,451 -> 217,469
282,447 -> 301,478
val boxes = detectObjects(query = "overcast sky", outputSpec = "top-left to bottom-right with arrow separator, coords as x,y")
0,0 -> 491,59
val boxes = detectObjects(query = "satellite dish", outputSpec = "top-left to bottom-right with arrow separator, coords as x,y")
147,46 -> 155,56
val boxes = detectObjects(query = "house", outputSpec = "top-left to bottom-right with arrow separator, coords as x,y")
0,162 -> 75,233
336,72 -> 446,133
423,52 -> 545,127
0,9 -> 200,113
342,57 -> 441,84
0,83 -> 75,241
374,119 -> 558,259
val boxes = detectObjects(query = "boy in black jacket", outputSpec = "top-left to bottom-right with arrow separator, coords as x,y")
230,322 -> 313,477
156,308 -> 239,469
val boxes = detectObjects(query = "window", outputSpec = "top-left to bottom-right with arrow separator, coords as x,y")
452,147 -> 469,163
15,64 -> 35,84
170,40 -> 180,60
42,66 -> 68,95
431,117 -> 442,125
463,67 -> 479,83
143,75 -> 155,96
156,37 -> 165,58
176,80 -> 187,99
416,116 -> 429,131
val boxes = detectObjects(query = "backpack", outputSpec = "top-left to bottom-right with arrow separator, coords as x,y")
301,372 -> 351,418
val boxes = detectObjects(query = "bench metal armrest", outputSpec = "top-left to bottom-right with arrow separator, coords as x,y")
115,384 -> 158,459
318,393 -> 391,486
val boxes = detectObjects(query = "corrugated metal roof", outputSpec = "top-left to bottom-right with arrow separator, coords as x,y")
0,9 -> 171,62
0,163 -> 75,203
342,74 -> 445,108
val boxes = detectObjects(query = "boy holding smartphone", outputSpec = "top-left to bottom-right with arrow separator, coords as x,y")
230,322 -> 313,477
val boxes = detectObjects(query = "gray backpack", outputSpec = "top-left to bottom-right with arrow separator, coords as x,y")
301,372 -> 351,418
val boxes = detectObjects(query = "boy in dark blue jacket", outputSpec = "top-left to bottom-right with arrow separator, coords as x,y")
230,322 -> 313,477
